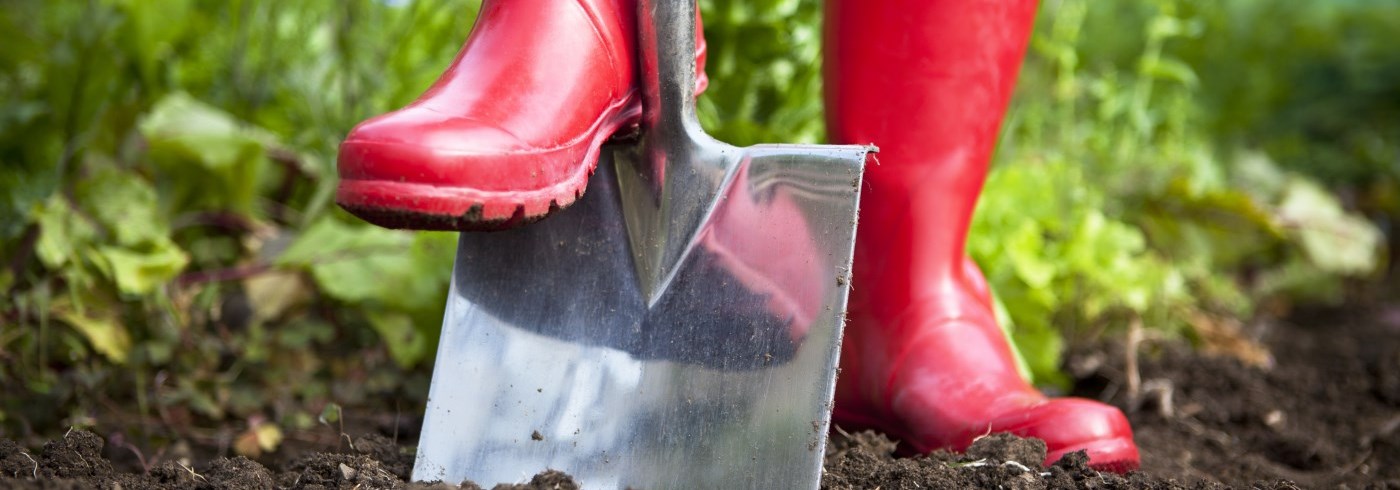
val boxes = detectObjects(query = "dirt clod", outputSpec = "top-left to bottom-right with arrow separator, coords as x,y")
824,430 -> 1092,490
281,453 -> 401,489
351,433 -> 414,480
38,430 -> 111,480
148,461 -> 204,487
206,457 -> 276,489
966,433 -> 1047,468
0,440 -> 37,479
490,470 -> 578,490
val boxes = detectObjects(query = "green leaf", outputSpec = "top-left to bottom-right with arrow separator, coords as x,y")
1002,305 -> 1068,390
1231,151 -> 1290,202
74,160 -> 167,246
1142,57 -> 1199,87
110,0 -> 194,86
140,93 -> 277,172
139,93 -> 277,215
55,306 -> 132,364
276,217 -> 405,269
95,238 -> 190,296
243,271 -> 310,323
280,217 -> 454,310
1276,178 -> 1382,275
278,217 -> 453,366
278,217 -> 412,302
32,194 -> 97,269
318,403 -> 342,426
1005,222 -> 1057,289
367,310 -> 429,368
1163,177 -> 1281,235
1253,256 -> 1346,303
989,291 -> 1033,382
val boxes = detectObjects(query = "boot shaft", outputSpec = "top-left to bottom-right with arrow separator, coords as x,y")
824,0 -> 1039,173
824,0 -> 1039,308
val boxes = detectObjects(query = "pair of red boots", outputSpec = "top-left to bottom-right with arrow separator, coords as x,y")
338,0 -> 1139,472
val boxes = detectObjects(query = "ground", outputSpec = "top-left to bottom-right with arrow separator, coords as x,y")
1,303 -> 1396,489
1102,304 -> 1400,488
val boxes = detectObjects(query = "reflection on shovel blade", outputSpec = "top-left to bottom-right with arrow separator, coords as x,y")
413,141 -> 866,488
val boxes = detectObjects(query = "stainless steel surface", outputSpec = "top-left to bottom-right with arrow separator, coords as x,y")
413,1 -> 871,487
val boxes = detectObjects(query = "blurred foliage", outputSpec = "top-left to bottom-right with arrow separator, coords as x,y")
0,0 -> 475,447
0,0 -> 1392,444
698,0 -> 825,145
982,0 -> 1391,384
1176,1 -> 1400,198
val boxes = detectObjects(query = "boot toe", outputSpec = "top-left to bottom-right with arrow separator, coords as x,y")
339,107 -> 537,184
336,105 -> 599,230
999,398 -> 1140,472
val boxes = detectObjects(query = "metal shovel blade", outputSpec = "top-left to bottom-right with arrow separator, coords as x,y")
411,1 -> 871,488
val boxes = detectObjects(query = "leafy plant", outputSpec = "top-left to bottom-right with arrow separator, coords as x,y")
0,0 -> 472,443
978,0 -> 1385,384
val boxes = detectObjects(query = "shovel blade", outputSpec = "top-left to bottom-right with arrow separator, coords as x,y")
413,142 -> 867,489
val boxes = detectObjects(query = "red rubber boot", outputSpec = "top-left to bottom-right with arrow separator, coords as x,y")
337,0 -> 707,231
824,0 -> 1140,472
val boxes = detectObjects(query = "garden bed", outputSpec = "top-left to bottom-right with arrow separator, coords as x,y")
2,304 -> 1396,489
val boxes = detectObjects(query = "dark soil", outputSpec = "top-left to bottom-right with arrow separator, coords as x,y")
1069,304 -> 1400,488
0,429 -> 582,489
821,431 -> 1250,490
1,305 -> 1396,489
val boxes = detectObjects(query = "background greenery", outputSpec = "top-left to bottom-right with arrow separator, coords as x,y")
1,0 -> 1393,453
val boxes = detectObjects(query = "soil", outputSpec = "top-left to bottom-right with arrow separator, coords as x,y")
1,304 -> 1396,489
1074,304 -> 1400,489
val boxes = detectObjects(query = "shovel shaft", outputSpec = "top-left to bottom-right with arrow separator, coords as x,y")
638,0 -> 703,139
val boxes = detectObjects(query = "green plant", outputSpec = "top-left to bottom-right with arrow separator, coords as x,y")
0,0 -> 473,444
976,0 -> 1384,385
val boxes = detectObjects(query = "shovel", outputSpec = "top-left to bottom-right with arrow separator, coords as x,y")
410,1 -> 871,487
